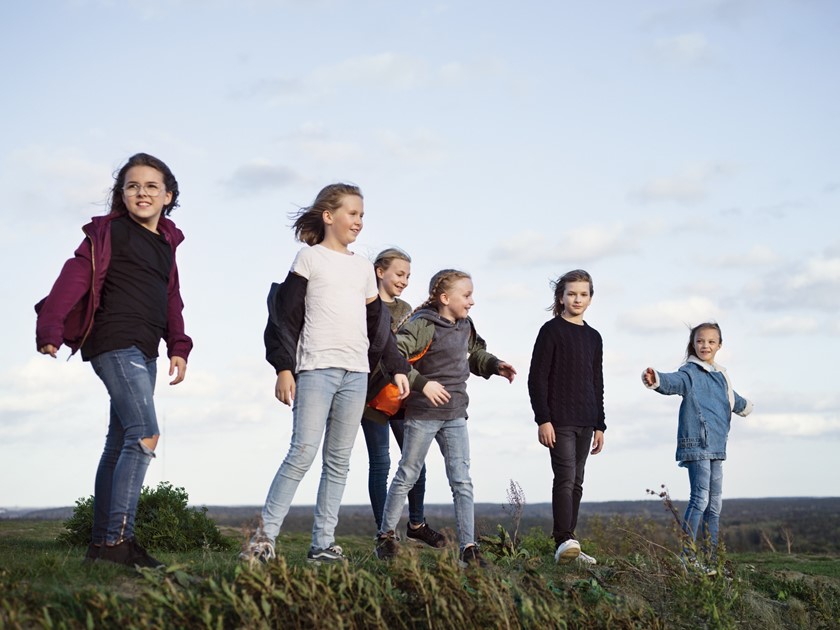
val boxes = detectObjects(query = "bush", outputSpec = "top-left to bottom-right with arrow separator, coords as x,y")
58,481 -> 234,552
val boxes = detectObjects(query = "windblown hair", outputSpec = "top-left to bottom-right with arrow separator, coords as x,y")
685,322 -> 722,361
109,153 -> 179,216
413,268 -> 472,315
290,183 -> 363,246
549,269 -> 593,317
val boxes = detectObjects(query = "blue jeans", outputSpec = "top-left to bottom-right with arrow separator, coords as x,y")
260,368 -> 367,550
380,417 -> 473,550
90,347 -> 159,545
682,459 -> 724,551
361,416 -> 426,529
549,426 -> 592,544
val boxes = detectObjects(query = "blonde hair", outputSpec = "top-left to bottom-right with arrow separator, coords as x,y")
413,269 -> 472,315
373,247 -> 412,285
290,183 -> 362,246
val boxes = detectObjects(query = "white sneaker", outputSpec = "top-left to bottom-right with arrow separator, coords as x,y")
576,550 -> 597,565
239,537 -> 276,564
554,539 -> 581,564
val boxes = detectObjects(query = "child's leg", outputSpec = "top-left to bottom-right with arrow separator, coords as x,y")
259,369 -> 339,542
682,459 -> 712,547
435,417 -> 473,551
569,427 -> 593,537
361,418 -> 391,530
92,405 -> 124,546
311,370 -> 367,550
90,347 -> 159,545
380,419 -> 441,535
702,459 -> 724,552
550,427 -> 589,545
391,416 -> 427,525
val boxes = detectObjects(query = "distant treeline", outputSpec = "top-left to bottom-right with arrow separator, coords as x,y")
203,497 -> 840,555
6,497 -> 837,554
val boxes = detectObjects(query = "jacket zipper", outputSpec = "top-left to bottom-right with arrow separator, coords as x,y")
71,231 -> 97,357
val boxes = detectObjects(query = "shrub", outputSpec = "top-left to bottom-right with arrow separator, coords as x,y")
57,482 -> 234,552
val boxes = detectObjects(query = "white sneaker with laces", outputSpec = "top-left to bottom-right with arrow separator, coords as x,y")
554,539 -> 581,564
576,550 -> 597,565
239,538 -> 276,564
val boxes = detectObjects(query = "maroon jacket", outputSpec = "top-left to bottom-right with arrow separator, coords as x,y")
35,213 -> 193,360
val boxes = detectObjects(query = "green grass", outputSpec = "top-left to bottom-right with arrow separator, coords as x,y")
2,520 -> 839,629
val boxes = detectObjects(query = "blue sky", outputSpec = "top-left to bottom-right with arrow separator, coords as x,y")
1,0 -> 838,511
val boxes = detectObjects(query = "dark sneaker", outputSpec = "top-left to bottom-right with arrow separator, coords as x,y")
239,537 -> 276,564
406,521 -> 447,548
307,545 -> 347,565
97,539 -> 165,569
130,540 -> 165,569
459,544 -> 488,569
84,542 -> 101,563
375,531 -> 400,560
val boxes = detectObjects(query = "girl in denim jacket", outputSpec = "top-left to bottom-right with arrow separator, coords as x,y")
643,322 -> 753,567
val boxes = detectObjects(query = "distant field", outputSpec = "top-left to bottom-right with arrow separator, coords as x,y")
5,496 -> 839,554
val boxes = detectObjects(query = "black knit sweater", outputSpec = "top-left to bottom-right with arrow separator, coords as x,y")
527,316 -> 606,431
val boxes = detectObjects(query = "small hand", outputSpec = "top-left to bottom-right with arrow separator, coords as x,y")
591,430 -> 604,455
168,356 -> 187,385
642,368 -> 656,387
275,370 -> 296,406
538,422 -> 555,448
497,361 -> 517,383
394,373 -> 410,400
422,381 -> 450,407
39,344 -> 58,358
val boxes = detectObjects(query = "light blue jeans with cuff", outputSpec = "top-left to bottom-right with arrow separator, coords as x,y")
260,368 -> 367,550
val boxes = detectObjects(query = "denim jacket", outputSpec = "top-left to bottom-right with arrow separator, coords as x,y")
646,357 -> 753,463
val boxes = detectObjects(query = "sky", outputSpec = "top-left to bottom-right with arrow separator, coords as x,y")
1,0 -> 838,513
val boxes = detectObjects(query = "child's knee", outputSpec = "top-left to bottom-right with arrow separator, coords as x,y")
140,435 -> 159,453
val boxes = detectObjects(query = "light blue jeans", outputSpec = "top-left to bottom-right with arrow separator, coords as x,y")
379,417 -> 474,550
90,346 -> 159,545
682,458 -> 724,552
260,368 -> 367,550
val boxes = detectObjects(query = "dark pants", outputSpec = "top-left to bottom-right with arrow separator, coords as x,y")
550,426 -> 593,544
361,415 -> 426,529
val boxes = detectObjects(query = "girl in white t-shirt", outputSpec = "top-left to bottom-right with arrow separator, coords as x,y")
243,183 -> 410,564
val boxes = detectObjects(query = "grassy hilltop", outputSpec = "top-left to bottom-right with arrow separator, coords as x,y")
1,495 -> 839,628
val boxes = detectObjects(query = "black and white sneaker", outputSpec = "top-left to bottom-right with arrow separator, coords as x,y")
307,545 -> 347,565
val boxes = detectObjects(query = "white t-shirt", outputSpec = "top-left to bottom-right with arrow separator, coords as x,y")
292,244 -> 378,373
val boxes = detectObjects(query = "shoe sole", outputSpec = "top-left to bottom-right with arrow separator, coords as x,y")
555,547 -> 581,564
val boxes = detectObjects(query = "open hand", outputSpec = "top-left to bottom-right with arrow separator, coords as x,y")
422,381 -> 450,407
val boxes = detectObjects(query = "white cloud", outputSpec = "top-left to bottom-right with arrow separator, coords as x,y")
744,250 -> 840,312
630,162 -> 735,205
491,222 -> 658,265
756,316 -> 819,336
746,412 -> 840,438
617,296 -> 721,334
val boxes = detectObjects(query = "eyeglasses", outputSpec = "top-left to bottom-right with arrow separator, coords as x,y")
123,183 -> 165,197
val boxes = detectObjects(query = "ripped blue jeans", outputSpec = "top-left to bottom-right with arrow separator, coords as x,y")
90,347 -> 159,545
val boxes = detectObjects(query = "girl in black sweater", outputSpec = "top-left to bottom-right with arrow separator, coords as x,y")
527,269 -> 605,565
